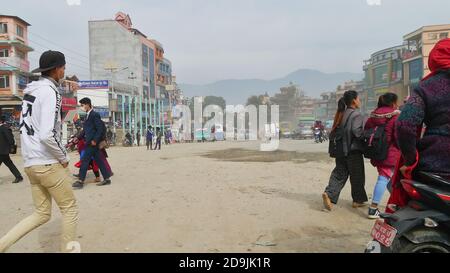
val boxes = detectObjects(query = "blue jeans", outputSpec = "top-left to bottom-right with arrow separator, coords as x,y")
79,145 -> 110,182
372,175 -> 390,205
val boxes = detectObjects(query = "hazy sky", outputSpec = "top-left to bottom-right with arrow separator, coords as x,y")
2,0 -> 450,84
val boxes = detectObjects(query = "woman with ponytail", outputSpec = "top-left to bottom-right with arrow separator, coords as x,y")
322,90 -> 368,211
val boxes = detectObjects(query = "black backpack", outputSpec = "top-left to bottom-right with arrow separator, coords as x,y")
329,112 -> 354,158
362,123 -> 389,161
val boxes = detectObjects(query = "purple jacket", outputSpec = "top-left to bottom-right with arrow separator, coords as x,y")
396,71 -> 450,175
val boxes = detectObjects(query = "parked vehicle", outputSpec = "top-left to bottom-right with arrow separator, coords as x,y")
194,128 -> 211,142
213,124 -> 225,141
366,172 -> 450,253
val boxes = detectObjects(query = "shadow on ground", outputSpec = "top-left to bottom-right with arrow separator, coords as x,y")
202,149 -> 333,164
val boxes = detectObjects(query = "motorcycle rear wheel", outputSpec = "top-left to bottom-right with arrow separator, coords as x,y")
392,237 -> 450,253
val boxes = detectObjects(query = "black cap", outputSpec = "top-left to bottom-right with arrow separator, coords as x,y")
32,50 -> 66,73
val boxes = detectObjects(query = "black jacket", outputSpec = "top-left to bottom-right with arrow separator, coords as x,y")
0,124 -> 15,155
83,110 -> 106,145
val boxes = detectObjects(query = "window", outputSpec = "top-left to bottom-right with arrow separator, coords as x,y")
0,75 -> 10,88
440,32 -> 449,40
16,25 -> 24,37
0,49 -> 8,57
428,33 -> 438,40
0,23 -> 7,34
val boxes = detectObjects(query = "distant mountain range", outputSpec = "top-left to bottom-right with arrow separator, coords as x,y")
179,69 -> 363,105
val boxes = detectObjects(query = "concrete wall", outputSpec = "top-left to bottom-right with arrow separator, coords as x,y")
89,20 -> 143,96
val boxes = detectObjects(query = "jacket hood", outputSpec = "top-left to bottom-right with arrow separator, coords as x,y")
24,78 -> 57,95
370,107 -> 401,119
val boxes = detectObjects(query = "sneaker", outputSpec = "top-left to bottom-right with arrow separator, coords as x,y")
97,179 -> 111,186
322,193 -> 333,211
72,181 -> 84,190
368,207 -> 381,219
12,177 -> 24,184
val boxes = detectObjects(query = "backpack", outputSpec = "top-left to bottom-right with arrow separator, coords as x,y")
362,123 -> 389,161
329,112 -> 354,158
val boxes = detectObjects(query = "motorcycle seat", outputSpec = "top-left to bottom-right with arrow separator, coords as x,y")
417,172 -> 450,188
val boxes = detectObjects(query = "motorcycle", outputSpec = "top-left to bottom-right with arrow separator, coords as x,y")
366,171 -> 450,253
314,127 -> 323,143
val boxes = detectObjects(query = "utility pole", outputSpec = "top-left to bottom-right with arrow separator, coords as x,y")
105,64 -> 129,136
128,72 -> 138,144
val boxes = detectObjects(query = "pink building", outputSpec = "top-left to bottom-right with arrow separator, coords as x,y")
0,14 -> 33,119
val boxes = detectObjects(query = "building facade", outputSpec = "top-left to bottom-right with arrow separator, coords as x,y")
403,24 -> 450,95
363,45 -> 406,115
315,92 -> 337,122
0,15 -> 33,121
89,12 -> 173,138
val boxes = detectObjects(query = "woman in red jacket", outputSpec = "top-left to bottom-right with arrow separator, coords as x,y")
364,93 -> 401,219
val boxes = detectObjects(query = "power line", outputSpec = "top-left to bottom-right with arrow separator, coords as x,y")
28,39 -> 90,67
28,31 -> 89,60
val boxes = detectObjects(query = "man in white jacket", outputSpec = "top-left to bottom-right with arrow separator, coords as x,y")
0,51 -> 79,253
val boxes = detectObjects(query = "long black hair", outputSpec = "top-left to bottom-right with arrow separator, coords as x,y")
332,90 -> 358,131
377,92 -> 398,108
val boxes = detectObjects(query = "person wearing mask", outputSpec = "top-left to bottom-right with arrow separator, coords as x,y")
396,39 -> 450,183
72,97 -> 112,189
0,116 -> 23,184
322,90 -> 368,211
0,51 -> 78,253
364,93 -> 401,219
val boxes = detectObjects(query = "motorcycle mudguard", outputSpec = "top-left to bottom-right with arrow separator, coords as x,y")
387,207 -> 447,235
403,227 -> 450,247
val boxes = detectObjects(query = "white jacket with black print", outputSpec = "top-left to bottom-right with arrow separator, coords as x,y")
20,77 -> 70,168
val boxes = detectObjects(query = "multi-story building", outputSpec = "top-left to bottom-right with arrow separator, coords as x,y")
315,92 -> 337,122
363,45 -> 406,114
271,83 -> 302,129
335,80 -> 370,116
89,12 -> 172,138
402,24 -> 450,95
0,15 -> 33,121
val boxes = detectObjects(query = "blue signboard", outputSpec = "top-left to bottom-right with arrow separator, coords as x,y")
95,107 -> 110,118
78,80 -> 109,89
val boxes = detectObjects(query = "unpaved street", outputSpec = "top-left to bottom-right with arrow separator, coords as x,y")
0,140 -> 381,253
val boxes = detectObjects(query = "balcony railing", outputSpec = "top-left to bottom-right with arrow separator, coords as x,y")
0,57 -> 30,72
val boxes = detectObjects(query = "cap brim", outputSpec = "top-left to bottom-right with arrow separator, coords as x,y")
31,66 -> 57,74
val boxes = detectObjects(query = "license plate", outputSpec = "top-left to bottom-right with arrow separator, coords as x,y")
371,220 -> 398,248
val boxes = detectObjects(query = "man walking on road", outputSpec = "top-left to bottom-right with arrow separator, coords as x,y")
136,130 -> 141,147
0,51 -> 79,253
73,98 -> 112,189
154,127 -> 162,150
0,116 -> 23,184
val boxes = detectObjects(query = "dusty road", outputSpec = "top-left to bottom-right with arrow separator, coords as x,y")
0,139 -> 382,253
